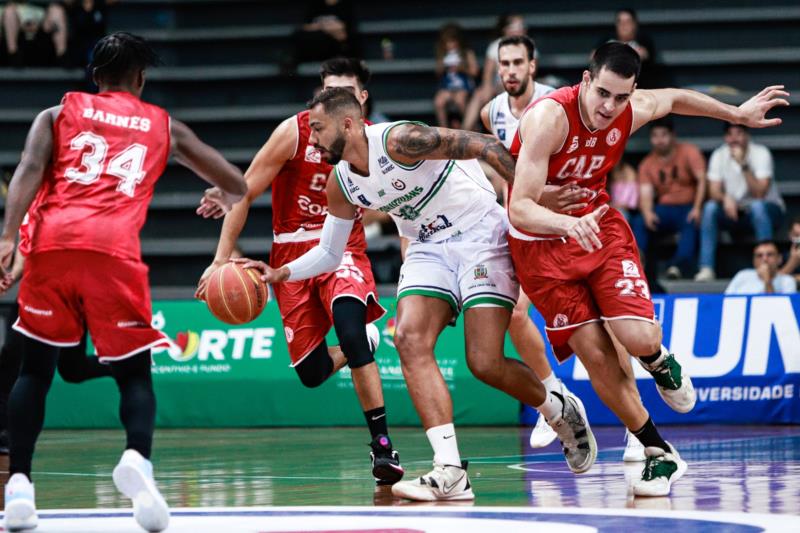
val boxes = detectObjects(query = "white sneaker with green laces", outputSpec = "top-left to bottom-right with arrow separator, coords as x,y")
3,473 -> 37,532
633,442 -> 687,497
638,347 -> 696,414
391,461 -> 474,501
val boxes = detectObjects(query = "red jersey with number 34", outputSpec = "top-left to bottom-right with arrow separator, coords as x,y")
30,91 -> 170,261
509,83 -> 632,237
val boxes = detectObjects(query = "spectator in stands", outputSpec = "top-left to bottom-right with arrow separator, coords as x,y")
725,240 -> 797,294
433,23 -> 478,127
63,0 -> 115,68
608,159 -> 639,222
288,0 -> 359,71
779,216 -> 800,283
696,124 -> 785,281
462,13 -> 526,131
632,118 -> 707,279
597,8 -> 668,89
1,0 -> 67,67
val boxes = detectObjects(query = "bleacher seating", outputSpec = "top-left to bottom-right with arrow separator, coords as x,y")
1,0 -> 798,288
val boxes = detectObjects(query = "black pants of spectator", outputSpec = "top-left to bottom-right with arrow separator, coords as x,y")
0,305 -> 112,435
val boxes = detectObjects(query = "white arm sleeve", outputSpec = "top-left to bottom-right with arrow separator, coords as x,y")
285,214 -> 354,281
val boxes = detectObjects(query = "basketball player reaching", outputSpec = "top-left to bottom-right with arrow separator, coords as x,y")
0,33 -> 248,532
483,35 -> 647,461
508,42 -> 788,496
195,58 -> 405,485
236,87 -> 597,502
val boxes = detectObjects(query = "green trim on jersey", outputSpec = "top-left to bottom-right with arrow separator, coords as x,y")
333,166 -> 355,203
397,287 -> 459,313
382,120 -> 428,171
462,295 -> 515,312
413,159 -> 455,212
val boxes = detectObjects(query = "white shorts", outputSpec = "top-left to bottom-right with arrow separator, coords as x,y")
397,203 -> 518,322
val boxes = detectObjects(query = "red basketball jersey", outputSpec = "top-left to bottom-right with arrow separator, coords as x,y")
18,185 -> 49,257
509,84 -> 632,236
271,110 -> 364,245
30,91 -> 170,261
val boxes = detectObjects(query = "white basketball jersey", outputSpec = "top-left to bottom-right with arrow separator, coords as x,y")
488,81 -> 555,148
334,121 -> 498,243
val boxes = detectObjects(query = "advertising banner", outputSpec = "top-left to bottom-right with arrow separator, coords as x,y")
520,294 -> 800,425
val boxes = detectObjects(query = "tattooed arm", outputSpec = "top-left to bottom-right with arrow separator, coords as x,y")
385,123 -> 517,183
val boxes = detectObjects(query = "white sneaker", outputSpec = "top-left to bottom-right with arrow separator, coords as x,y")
548,386 -> 597,474
665,266 -> 682,280
529,412 -> 559,448
633,442 -> 687,497
637,348 -> 696,414
694,267 -> 715,281
112,449 -> 170,532
391,461 -> 474,501
623,429 -> 646,462
366,323 -> 380,353
3,473 -> 38,531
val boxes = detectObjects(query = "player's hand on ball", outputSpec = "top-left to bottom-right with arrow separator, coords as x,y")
566,204 -> 609,252
231,258 -> 290,284
195,261 -> 225,300
738,85 -> 790,128
196,187 -> 237,219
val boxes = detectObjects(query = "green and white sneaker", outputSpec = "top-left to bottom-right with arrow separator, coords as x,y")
633,442 -> 687,497
638,347 -> 696,414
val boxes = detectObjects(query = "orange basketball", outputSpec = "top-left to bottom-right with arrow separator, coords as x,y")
205,262 -> 269,324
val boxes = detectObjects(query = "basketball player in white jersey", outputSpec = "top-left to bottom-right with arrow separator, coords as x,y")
237,87 -> 598,501
481,36 -> 646,461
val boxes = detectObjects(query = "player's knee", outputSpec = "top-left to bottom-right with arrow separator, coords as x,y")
465,349 -> 502,385
393,326 -> 433,361
294,344 -> 333,388
625,331 -> 661,357
338,332 -> 374,370
295,362 -> 329,388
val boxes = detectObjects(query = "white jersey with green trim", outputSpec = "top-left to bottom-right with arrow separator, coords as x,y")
334,121 -> 498,243
488,81 -> 555,149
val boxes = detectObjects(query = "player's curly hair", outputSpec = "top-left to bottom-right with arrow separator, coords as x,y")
89,32 -> 161,86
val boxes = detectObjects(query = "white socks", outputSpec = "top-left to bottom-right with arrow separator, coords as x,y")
426,423 -> 461,466
540,371 -> 560,393
536,389 -> 564,421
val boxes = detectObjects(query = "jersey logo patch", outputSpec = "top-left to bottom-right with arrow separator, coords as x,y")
304,145 -> 322,163
554,313 -> 569,327
622,260 -> 641,278
474,264 -> 488,279
378,155 -> 391,167
606,128 -> 622,146
498,129 -> 506,140
284,327 -> 295,343
566,136 -> 580,154
391,178 -> 406,191
357,194 -> 372,206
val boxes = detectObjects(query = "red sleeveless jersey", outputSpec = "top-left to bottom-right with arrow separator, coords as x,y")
271,110 -> 364,245
31,91 -> 170,261
509,84 -> 632,235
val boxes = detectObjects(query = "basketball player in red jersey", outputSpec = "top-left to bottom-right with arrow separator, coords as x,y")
195,58 -> 404,485
0,33 -> 247,532
508,42 -> 788,497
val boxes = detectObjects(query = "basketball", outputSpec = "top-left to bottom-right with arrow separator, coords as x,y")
205,262 -> 269,324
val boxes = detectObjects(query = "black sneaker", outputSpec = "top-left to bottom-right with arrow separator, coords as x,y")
0,429 -> 9,455
370,434 -> 404,485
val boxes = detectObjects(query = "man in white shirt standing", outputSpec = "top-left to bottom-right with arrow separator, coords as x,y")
725,240 -> 797,294
696,123 -> 785,280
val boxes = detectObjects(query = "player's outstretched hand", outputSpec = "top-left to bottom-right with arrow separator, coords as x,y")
566,204 -> 609,252
738,85 -> 790,128
231,257 -> 289,284
540,183 -> 593,213
195,261 -> 224,300
196,187 -> 238,219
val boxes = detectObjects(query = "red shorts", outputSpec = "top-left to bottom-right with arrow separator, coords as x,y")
15,250 -> 169,362
508,208 -> 655,361
270,241 -> 385,365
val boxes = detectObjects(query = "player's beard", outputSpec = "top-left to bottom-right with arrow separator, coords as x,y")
505,75 -> 530,97
325,133 -> 347,165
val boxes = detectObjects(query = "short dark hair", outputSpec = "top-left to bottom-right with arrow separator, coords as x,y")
754,239 -> 779,253
616,8 -> 638,21
308,87 -> 362,117
89,32 -> 160,85
792,215 -> 800,227
319,57 -> 371,89
498,35 -> 536,61
589,41 -> 641,82
649,117 -> 674,133
724,122 -> 749,133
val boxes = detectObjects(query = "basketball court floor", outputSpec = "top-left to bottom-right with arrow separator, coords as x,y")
1,425 -> 798,531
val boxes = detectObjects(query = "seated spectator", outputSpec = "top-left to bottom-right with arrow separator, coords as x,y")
632,119 -> 706,279
64,0 -> 114,68
779,216 -> 800,284
696,124 -> 785,280
595,8 -> 669,89
725,240 -> 797,294
1,0 -> 67,66
287,0 -> 359,71
608,159 -> 639,222
433,23 -> 478,128
462,13 -> 526,131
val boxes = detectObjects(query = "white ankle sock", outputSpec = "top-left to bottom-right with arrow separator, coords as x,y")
536,390 -> 563,422
540,371 -> 560,393
426,423 -> 461,466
